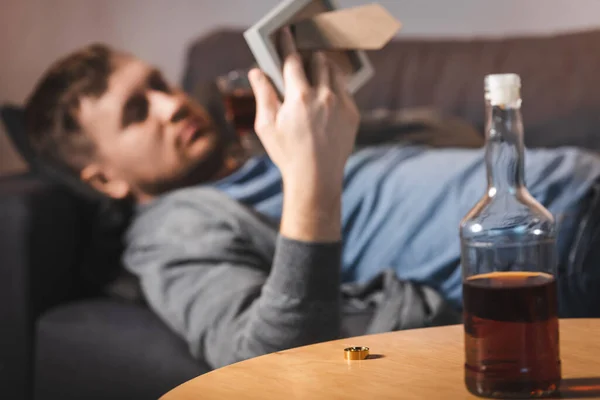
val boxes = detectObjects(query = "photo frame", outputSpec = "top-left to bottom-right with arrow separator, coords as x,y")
243,0 -> 375,95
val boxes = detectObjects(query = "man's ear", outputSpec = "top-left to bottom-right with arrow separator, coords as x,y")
81,163 -> 131,199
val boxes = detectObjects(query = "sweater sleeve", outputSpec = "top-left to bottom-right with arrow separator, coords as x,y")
123,192 -> 342,369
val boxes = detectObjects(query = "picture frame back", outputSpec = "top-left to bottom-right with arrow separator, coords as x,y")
244,0 -> 374,96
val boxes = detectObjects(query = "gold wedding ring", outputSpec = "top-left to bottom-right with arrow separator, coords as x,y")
344,346 -> 369,360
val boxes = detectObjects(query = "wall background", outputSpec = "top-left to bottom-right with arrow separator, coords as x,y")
2,0 -> 599,174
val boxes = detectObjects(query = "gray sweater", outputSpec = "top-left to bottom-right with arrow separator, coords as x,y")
123,186 -> 458,369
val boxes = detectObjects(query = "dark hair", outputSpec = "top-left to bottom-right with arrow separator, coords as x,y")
24,43 -> 117,177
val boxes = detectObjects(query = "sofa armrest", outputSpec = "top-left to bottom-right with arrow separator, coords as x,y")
0,173 -> 84,399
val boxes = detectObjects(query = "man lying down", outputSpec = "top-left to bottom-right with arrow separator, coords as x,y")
23,31 -> 600,369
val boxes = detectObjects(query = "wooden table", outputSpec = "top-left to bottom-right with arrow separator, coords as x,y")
161,319 -> 600,399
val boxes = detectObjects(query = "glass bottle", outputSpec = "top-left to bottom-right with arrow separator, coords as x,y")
460,73 -> 562,398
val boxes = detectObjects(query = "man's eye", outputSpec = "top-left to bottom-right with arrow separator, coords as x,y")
122,94 -> 149,127
148,73 -> 171,93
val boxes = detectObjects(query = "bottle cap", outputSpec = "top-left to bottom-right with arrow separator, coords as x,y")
484,73 -> 521,106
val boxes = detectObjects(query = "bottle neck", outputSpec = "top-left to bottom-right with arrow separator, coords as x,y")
485,100 -> 525,196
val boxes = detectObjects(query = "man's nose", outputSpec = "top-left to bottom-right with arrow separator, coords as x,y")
148,90 -> 186,123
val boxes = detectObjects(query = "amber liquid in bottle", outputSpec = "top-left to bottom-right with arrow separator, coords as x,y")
463,270 -> 561,397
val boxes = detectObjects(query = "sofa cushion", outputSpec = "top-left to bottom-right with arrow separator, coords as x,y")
35,299 -> 208,400
359,29 -> 600,151
1,104 -> 139,300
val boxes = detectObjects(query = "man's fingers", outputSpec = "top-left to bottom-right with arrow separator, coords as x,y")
311,52 -> 331,90
278,27 -> 309,96
283,54 -> 310,96
248,68 -> 280,131
330,62 -> 351,100
277,26 -> 297,60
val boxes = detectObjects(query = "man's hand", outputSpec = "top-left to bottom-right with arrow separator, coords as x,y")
248,28 -> 360,242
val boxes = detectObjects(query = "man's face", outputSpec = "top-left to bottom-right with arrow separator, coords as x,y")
78,56 -> 225,202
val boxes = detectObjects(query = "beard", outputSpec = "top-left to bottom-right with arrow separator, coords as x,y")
133,82 -> 245,198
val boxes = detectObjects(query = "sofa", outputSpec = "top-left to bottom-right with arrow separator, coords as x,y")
2,28 -> 600,400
